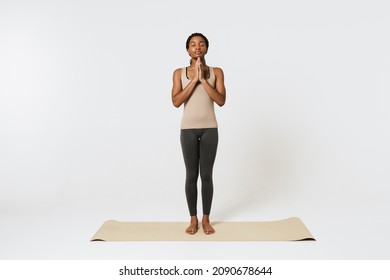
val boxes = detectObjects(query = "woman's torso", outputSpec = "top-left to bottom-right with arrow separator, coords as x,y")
180,66 -> 218,129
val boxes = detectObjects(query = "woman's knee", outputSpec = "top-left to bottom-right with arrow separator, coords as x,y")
200,171 -> 213,183
186,171 -> 199,183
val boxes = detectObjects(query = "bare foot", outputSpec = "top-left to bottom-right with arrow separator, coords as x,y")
202,215 -> 215,235
185,216 -> 199,235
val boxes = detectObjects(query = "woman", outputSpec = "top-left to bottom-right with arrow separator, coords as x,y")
171,33 -> 226,235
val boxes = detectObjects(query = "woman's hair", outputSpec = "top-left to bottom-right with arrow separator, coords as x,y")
186,33 -> 209,50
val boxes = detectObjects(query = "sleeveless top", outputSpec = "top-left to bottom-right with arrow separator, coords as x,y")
180,67 -> 218,129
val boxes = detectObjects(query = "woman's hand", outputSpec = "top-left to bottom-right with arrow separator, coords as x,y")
195,57 -> 204,82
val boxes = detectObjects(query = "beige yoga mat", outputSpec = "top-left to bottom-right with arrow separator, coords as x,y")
90,217 -> 315,242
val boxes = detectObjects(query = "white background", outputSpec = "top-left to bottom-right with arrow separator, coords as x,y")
0,0 -> 389,259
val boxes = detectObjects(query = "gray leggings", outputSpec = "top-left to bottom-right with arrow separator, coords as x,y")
180,128 -> 218,216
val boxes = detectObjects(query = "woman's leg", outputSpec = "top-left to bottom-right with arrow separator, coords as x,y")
199,128 -> 218,234
180,129 -> 200,234
199,128 -> 218,215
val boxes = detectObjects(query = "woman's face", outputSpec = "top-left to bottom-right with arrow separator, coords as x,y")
187,36 -> 208,59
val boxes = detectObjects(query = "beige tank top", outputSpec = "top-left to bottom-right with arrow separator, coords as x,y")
180,67 -> 218,129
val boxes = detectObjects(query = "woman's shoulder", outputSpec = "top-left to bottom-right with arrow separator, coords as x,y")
173,67 -> 184,78
210,66 -> 224,76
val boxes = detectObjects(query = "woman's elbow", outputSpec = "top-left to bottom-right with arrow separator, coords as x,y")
217,97 -> 226,107
172,99 -> 181,108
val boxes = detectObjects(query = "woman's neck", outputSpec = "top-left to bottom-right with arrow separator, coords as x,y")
190,57 -> 206,66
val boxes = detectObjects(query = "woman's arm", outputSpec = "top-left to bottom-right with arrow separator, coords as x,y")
171,68 -> 199,108
199,67 -> 226,107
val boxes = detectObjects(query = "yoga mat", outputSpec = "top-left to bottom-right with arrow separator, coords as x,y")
91,217 -> 315,241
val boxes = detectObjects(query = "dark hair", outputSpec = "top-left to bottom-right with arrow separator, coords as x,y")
186,33 -> 209,50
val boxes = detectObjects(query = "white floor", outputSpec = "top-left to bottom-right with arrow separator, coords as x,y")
1,185 -> 389,260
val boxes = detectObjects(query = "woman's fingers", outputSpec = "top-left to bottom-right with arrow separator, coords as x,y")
198,64 -> 203,80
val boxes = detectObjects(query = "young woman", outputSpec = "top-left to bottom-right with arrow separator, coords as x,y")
171,33 -> 226,235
